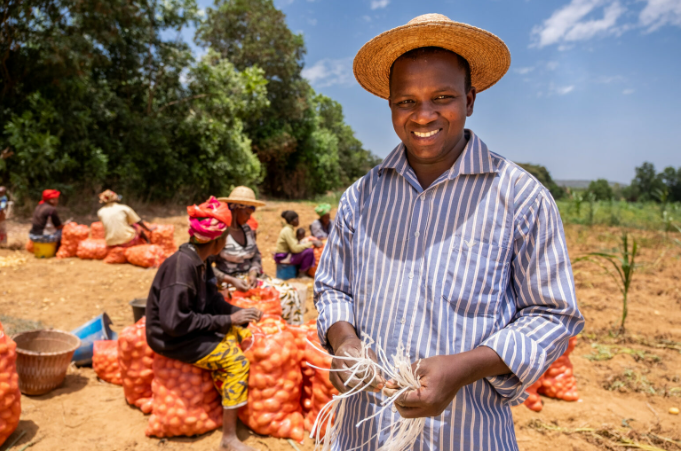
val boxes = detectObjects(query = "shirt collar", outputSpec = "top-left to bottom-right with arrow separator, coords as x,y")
180,243 -> 205,267
377,130 -> 497,180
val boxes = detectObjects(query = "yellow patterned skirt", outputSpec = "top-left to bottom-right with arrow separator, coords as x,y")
193,325 -> 252,409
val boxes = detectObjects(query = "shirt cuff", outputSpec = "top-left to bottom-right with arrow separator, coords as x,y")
480,329 -> 548,406
317,302 -> 356,353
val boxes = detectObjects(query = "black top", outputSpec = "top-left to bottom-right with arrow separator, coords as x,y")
145,243 -> 243,363
30,204 -> 62,235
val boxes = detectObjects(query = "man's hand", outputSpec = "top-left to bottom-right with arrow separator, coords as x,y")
387,346 -> 511,419
327,322 -> 385,394
230,308 -> 262,326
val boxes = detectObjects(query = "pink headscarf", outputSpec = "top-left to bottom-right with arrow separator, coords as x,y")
186,196 -> 231,243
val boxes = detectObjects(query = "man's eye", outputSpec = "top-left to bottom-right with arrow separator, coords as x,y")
398,100 -> 414,105
434,95 -> 452,101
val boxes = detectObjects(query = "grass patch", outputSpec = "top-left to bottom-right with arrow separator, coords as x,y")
527,419 -> 681,451
0,315 -> 46,337
605,369 -> 658,395
584,343 -> 660,363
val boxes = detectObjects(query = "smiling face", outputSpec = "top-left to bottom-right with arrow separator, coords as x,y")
389,50 -> 476,165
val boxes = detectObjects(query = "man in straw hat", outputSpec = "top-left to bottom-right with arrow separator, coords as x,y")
314,14 -> 583,450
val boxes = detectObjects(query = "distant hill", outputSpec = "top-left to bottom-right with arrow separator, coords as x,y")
555,179 -> 626,189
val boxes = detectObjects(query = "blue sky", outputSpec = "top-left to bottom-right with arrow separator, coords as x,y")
188,0 -> 681,184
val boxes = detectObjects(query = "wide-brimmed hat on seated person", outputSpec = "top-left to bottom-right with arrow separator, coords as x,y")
353,13 -> 511,99
99,189 -> 121,204
218,186 -> 265,209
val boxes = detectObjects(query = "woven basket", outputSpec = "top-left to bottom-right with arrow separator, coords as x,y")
14,329 -> 81,396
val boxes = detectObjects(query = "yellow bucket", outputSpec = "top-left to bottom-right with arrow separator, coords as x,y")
33,241 -> 57,258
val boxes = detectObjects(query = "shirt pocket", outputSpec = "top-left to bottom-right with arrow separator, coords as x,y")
442,236 -> 510,318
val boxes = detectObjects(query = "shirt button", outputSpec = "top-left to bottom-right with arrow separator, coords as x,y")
400,318 -> 406,324
408,273 -> 414,279
414,232 -> 420,238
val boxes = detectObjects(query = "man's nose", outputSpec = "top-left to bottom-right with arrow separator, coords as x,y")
411,101 -> 438,125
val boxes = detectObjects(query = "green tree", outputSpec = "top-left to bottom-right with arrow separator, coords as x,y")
659,166 -> 681,203
516,163 -> 566,200
587,179 -> 614,201
197,0 -> 378,198
628,162 -> 664,202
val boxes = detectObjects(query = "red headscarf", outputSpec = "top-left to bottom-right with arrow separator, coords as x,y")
39,189 -> 60,204
186,196 -> 232,243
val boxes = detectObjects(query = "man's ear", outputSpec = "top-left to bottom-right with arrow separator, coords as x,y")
466,87 -> 477,117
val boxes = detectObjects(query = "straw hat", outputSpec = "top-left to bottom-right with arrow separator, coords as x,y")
218,186 -> 265,207
353,13 -> 511,99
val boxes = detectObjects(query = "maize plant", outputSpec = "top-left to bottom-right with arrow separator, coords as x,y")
575,233 -> 638,333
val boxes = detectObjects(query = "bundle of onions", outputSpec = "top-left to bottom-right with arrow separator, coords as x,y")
307,337 -> 425,451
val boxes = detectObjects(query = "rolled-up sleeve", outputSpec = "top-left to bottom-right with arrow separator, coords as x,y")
314,188 -> 358,352
482,191 -> 584,405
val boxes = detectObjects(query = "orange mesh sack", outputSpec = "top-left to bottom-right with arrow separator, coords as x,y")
76,238 -> 109,260
303,329 -> 339,438
307,240 -> 326,277
93,340 -> 122,385
57,223 -> 90,258
0,322 -> 21,446
150,225 -> 177,257
145,355 -> 223,438
239,316 -> 305,443
25,240 -> 34,253
523,380 -> 544,412
125,244 -> 166,268
118,318 -> 155,413
231,287 -> 282,317
287,320 -> 317,418
90,221 -> 105,240
538,337 -> 578,402
104,247 -> 128,264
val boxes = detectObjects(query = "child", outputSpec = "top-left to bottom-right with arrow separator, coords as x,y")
296,227 -> 307,243
145,197 -> 262,450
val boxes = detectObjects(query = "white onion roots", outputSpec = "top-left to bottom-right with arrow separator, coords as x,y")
307,336 -> 425,451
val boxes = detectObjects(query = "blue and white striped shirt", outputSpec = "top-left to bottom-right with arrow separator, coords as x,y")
314,130 -> 584,451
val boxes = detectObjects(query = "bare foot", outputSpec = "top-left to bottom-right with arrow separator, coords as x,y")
219,437 -> 256,451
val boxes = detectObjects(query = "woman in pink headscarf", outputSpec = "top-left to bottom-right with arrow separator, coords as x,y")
145,196 -> 262,451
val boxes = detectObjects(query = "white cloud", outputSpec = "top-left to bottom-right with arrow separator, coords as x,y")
362,15 -> 372,22
370,0 -> 390,10
640,0 -> 681,31
531,0 -> 626,48
308,18 -> 318,26
623,88 -> 635,94
514,66 -> 535,75
546,61 -> 560,70
555,85 -> 575,95
302,58 -> 354,87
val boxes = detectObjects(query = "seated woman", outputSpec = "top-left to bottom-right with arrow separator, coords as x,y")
275,210 -> 322,277
145,196 -> 262,451
29,190 -> 65,246
213,187 -> 306,325
97,190 -> 155,247
310,203 -> 333,239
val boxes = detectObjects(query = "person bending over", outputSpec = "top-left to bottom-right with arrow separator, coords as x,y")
146,196 -> 262,451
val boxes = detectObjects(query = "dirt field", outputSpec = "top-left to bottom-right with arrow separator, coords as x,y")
1,201 -> 680,451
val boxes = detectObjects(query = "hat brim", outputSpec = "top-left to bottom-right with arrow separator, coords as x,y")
217,197 -> 266,208
353,20 -> 511,99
